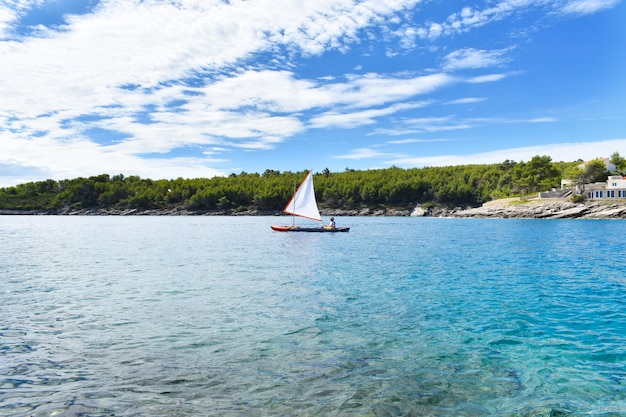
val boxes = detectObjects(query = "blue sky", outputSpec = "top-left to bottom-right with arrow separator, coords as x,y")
1,0 -> 624,187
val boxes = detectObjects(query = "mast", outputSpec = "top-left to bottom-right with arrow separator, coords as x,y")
291,179 -> 296,227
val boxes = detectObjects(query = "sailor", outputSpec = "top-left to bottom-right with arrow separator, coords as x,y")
328,217 -> 336,228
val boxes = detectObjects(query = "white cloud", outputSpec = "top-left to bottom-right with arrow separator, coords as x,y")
369,127 -> 423,136
413,0 -> 537,40
0,0 -> 38,38
0,0 -> 422,118
467,73 -> 508,83
372,114 -> 560,137
405,0 -> 619,44
333,147 -> 400,160
0,0 -> 622,187
0,132 -> 227,184
309,101 -> 429,129
389,138 -> 626,167
327,73 -> 454,109
445,97 -> 486,105
560,0 -> 621,15
443,48 -> 513,71
529,117 -> 558,123
0,0 -> 429,184
387,138 -> 455,145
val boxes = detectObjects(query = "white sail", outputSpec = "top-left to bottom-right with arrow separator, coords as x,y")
284,170 -> 322,221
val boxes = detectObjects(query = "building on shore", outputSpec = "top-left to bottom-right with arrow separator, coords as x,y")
585,176 -> 626,199
577,157 -> 617,172
560,176 -> 626,200
556,157 -> 626,200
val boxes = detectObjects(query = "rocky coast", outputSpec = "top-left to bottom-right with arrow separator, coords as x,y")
426,199 -> 626,219
1,199 -> 625,219
327,198 -> 626,219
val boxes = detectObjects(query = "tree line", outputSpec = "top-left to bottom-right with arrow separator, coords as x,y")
1,153 -> 624,212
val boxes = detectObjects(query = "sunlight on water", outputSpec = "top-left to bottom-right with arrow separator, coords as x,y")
1,216 -> 625,416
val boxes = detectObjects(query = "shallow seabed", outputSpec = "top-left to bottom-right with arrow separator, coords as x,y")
1,216 -> 625,416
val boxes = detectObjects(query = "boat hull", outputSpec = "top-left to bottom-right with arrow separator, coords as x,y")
270,225 -> 350,232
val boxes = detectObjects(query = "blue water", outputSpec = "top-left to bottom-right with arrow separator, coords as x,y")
1,216 -> 625,416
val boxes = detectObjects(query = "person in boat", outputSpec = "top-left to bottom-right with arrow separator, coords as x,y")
328,217 -> 336,229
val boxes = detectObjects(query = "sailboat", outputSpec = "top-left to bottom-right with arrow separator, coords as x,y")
270,170 -> 350,232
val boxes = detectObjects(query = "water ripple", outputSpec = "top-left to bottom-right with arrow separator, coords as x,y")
1,216 -> 625,416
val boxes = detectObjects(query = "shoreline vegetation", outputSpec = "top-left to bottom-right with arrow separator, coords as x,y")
3,154 -> 626,219
2,199 -> 626,219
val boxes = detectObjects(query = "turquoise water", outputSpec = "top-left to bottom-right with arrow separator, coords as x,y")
1,216 -> 625,416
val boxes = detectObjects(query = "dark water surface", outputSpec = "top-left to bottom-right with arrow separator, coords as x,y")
1,216 -> 625,416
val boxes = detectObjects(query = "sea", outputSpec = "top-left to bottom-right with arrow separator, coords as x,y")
1,215 -> 625,417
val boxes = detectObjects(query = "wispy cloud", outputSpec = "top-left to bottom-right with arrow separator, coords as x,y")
389,138 -> 626,167
467,74 -> 508,83
559,0 -> 621,15
333,147 -> 401,160
401,116 -> 475,133
443,48 -> 514,71
387,138 -> 456,145
402,0 -> 618,43
445,98 -> 486,105
0,0 -> 622,186
413,1 -> 537,40
372,114 -> 559,137
309,101 -> 429,129
529,117 -> 558,123
0,0 -> 441,183
0,0 -> 36,38
1,130 -> 228,184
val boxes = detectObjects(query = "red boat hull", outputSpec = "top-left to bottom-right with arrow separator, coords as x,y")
270,225 -> 350,232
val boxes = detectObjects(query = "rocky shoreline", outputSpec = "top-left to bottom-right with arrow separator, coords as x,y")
436,199 -> 626,219
1,199 -> 625,219
0,207 -> 415,217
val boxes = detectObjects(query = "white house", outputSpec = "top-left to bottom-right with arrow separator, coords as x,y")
584,176 -> 626,200
557,157 -> 625,200
578,157 -> 616,172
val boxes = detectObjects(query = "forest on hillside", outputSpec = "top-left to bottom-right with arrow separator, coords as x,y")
1,154 -> 624,213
